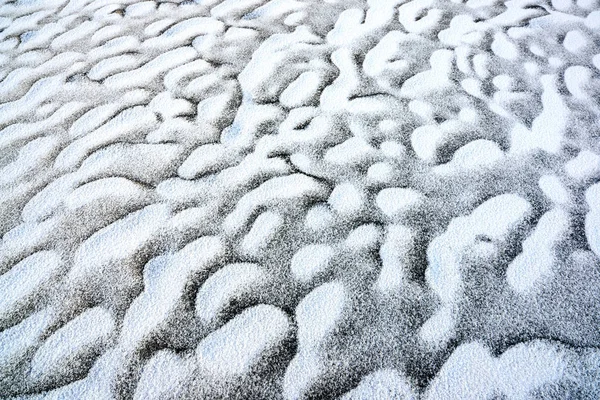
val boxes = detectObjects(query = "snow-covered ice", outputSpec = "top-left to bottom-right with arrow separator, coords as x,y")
1,0 -> 600,398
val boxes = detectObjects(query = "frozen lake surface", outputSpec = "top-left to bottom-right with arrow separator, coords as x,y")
1,0 -> 600,398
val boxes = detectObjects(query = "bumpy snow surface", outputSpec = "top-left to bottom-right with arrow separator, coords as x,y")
1,0 -> 600,398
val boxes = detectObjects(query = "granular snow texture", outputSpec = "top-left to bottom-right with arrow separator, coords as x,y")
1,0 -> 600,398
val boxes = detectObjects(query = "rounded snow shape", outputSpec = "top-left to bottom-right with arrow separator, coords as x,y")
196,304 -> 291,379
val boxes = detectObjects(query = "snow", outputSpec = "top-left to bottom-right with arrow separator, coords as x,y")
0,310 -> 54,385
125,2 -> 156,18
68,92 -> 149,139
66,204 -> 172,306
241,211 -> 284,256
585,183 -> 600,258
376,188 -> 425,219
0,136 -> 59,186
134,350 -> 193,400
119,236 -> 225,349
211,0 -> 268,20
0,251 -> 62,329
280,70 -> 324,108
564,66 -> 594,100
563,29 -> 589,54
196,304 -> 290,378
325,137 -> 377,167
433,139 -> 504,174
586,10 -> 600,29
401,50 -> 454,99
341,369 -> 417,400
149,92 -> 194,120
144,17 -> 225,50
304,204 -> 334,231
104,47 -> 198,90
398,0 -> 443,35
376,225 -> 415,293
425,340 -> 600,399
586,183 -> 600,211
64,177 -> 151,213
565,150 -> 600,182
163,59 -> 212,92
196,263 -> 267,324
363,32 -> 411,88
296,281 -> 347,351
291,244 -> 335,283
419,306 -> 456,347
510,75 -> 570,154
55,106 -> 159,171
538,174 -> 571,205
426,194 -> 532,309
88,36 -> 139,62
282,351 -> 324,400
77,143 -> 184,185
238,26 -> 323,104
491,32 -> 519,60
345,223 -> 382,252
328,182 -> 364,216
223,173 -> 329,234
507,208 -> 571,293
178,143 -> 237,179
283,281 -> 349,398
367,162 -> 394,183
88,54 -> 141,81
2,0 -> 600,397
29,307 -> 115,387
